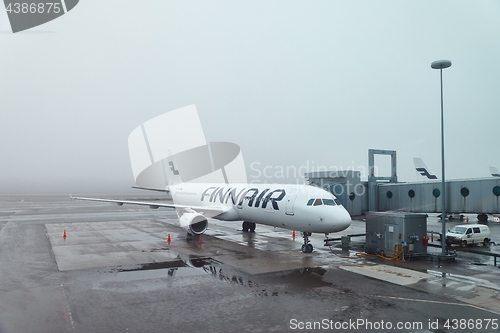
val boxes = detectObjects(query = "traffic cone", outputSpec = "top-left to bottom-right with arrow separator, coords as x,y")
199,235 -> 203,244
63,230 -> 67,239
167,234 -> 171,244
292,230 -> 296,240
466,216 -> 469,223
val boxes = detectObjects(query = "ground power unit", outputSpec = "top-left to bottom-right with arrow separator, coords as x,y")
365,212 -> 428,259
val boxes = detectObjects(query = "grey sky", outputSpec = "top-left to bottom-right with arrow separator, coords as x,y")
1,1 -> 499,194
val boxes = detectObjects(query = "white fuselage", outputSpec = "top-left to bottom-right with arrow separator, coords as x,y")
170,183 -> 352,234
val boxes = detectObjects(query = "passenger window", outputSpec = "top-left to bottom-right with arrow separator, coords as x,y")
313,198 -> 322,206
473,227 -> 480,233
466,228 -> 472,234
307,199 -> 314,206
322,199 -> 335,206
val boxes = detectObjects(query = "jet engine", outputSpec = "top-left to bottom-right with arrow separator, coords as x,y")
179,213 -> 208,235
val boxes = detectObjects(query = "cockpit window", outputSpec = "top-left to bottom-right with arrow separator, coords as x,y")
322,199 -> 336,206
308,198 -> 341,206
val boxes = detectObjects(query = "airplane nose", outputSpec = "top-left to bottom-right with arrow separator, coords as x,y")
339,208 -> 352,229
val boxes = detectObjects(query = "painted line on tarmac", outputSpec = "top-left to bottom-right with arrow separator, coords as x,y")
374,294 -> 500,316
60,284 -> 76,332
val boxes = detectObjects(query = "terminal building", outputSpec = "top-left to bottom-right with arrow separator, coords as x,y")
305,149 -> 500,221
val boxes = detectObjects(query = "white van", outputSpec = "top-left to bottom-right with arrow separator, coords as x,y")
446,224 -> 491,247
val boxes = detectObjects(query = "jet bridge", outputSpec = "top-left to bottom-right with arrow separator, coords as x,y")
377,178 -> 500,220
306,149 -> 500,219
305,170 -> 364,216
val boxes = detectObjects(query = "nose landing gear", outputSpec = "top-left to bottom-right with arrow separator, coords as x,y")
301,232 -> 313,253
242,221 -> 256,232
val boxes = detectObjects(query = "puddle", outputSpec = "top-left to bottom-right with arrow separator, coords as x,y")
101,256 -> 333,299
119,260 -> 187,272
107,257 -> 220,281
112,266 -> 206,281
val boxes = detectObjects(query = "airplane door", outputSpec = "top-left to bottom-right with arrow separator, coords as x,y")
285,188 -> 300,215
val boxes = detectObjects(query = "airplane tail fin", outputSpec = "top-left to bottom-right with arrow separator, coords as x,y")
414,157 -> 438,180
490,166 -> 500,177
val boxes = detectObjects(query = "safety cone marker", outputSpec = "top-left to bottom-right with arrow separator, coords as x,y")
466,216 -> 469,223
292,230 -> 296,240
63,230 -> 67,239
167,234 -> 171,243
199,235 -> 203,244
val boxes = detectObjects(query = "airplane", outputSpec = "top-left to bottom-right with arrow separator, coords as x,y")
71,107 -> 352,254
414,157 -> 437,180
72,181 -> 352,253
414,158 -> 500,179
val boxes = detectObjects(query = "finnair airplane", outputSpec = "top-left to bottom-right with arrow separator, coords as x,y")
72,105 -> 351,254
73,180 -> 351,253
414,158 -> 500,179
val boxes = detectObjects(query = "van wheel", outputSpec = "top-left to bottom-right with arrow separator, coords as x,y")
461,240 -> 467,248
483,238 -> 490,246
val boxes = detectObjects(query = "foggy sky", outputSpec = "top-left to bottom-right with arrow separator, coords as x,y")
1,0 -> 500,194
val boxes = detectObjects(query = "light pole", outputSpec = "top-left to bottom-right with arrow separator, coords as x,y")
431,59 -> 452,256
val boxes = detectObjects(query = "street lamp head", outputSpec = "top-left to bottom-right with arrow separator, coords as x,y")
431,60 -> 452,69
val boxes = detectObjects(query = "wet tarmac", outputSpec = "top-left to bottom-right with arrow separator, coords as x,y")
0,194 -> 499,333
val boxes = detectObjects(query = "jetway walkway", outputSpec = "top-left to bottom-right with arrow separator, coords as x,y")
377,178 -> 500,219
305,149 -> 500,218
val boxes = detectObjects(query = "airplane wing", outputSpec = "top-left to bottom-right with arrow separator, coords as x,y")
70,195 -> 225,215
132,186 -> 170,193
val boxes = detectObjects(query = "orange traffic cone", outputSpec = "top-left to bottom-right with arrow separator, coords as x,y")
63,230 -> 67,239
292,230 -> 296,240
466,216 -> 469,223
167,234 -> 171,243
199,235 -> 203,244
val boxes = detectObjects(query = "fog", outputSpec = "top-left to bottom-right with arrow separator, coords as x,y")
1,1 -> 499,194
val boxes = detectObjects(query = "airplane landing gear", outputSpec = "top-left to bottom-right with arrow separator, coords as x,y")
242,221 -> 256,232
301,232 -> 313,253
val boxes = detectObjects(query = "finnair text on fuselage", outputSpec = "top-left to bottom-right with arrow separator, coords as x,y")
200,186 -> 286,210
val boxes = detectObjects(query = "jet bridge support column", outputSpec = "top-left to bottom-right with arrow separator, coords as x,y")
368,149 -> 398,212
